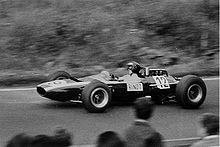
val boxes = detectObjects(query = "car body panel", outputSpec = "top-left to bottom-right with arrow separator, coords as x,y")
37,72 -> 179,102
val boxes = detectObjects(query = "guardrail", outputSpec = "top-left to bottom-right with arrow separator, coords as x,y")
69,137 -> 201,147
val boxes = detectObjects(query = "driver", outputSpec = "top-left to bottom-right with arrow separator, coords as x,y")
127,61 -> 145,78
127,62 -> 140,75
119,61 -> 142,82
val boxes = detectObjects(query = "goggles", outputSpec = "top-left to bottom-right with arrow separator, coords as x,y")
127,65 -> 133,70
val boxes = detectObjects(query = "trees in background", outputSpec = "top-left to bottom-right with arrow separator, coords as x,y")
0,0 -> 218,70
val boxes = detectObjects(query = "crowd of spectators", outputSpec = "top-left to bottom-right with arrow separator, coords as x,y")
5,97 -> 219,147
6,127 -> 72,147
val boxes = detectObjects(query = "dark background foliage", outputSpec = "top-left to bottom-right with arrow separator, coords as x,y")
0,0 -> 218,78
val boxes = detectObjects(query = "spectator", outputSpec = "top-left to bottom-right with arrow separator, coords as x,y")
31,128 -> 72,147
124,97 -> 164,147
190,113 -> 219,147
96,131 -> 125,147
28,127 -> 72,147
5,127 -> 72,147
30,134 -> 51,147
52,127 -> 73,147
144,132 -> 163,147
5,133 -> 33,147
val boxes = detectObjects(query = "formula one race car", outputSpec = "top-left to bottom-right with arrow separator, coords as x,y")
36,66 -> 207,113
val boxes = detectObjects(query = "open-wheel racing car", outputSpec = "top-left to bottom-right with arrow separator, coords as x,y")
36,63 -> 207,113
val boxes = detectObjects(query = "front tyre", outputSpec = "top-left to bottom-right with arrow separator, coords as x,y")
176,75 -> 206,109
82,80 -> 112,113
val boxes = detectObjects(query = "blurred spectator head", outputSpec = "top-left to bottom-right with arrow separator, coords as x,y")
198,113 -> 219,136
30,134 -> 51,147
31,127 -> 72,147
133,97 -> 155,120
144,132 -> 163,147
6,133 -> 33,147
96,131 -> 125,147
53,127 -> 73,147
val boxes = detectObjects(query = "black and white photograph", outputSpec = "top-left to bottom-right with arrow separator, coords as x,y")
0,0 -> 219,146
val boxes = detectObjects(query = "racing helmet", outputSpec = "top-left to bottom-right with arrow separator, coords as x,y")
127,62 -> 134,70
127,61 -> 140,74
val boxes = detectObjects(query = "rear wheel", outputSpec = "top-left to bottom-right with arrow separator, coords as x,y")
82,80 -> 112,113
175,75 -> 206,109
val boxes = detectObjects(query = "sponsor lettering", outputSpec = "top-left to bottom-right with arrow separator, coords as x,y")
127,83 -> 143,91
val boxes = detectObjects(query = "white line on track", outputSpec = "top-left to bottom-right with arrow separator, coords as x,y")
0,87 -> 35,92
163,137 -> 200,142
0,77 -> 218,92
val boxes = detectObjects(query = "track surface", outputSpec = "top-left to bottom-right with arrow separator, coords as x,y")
0,79 -> 219,146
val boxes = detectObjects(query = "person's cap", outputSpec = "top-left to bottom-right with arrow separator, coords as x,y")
134,97 -> 154,109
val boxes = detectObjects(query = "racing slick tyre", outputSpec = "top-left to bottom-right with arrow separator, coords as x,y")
175,75 -> 206,109
82,80 -> 112,113
48,71 -> 71,81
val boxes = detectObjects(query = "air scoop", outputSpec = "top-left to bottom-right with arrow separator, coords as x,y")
37,87 -> 46,96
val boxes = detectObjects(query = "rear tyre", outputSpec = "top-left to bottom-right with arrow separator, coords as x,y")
175,75 -> 206,109
82,80 -> 112,113
48,71 -> 71,81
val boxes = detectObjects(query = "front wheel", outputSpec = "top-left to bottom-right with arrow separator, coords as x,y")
175,75 -> 206,109
82,80 -> 112,113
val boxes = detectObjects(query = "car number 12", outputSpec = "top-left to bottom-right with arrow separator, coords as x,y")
153,76 -> 170,89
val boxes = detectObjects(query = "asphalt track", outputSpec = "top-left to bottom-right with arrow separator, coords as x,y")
0,78 -> 219,146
